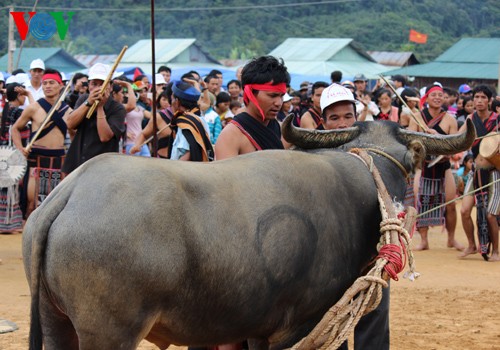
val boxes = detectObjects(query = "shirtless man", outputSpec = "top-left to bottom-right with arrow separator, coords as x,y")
408,83 -> 463,251
459,85 -> 499,261
210,56 -> 290,350
299,81 -> 329,130
12,69 -> 70,218
215,56 -> 290,159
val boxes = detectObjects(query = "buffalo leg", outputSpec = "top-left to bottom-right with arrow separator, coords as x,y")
39,291 -> 79,350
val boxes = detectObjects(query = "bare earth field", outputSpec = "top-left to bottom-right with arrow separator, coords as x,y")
1,203 -> 499,350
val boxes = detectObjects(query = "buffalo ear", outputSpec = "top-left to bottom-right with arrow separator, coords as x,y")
407,140 -> 426,170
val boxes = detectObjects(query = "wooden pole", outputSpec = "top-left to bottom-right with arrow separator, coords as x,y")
150,0 -> 158,157
379,74 -> 429,132
7,5 -> 15,73
85,46 -> 128,119
26,83 -> 72,152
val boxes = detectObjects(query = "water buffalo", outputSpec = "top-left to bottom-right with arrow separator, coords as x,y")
23,117 -> 475,350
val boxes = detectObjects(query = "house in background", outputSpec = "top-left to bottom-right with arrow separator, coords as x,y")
0,48 -> 86,74
367,51 -> 420,68
118,38 -> 225,74
385,38 -> 500,90
73,54 -> 118,68
268,38 -> 390,85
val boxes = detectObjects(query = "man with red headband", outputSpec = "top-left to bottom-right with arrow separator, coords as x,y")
12,68 -> 71,218
199,56 -> 289,350
408,83 -> 463,251
214,56 -> 290,159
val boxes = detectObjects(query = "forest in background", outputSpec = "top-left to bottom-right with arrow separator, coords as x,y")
1,0 -> 499,62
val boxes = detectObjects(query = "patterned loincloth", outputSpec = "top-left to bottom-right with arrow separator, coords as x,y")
25,148 -> 65,210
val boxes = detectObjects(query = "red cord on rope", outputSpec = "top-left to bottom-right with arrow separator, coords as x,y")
377,244 -> 404,281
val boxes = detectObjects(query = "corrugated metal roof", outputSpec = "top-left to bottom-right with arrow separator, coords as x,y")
368,51 -> 418,67
280,60 -> 389,79
435,38 -> 500,63
385,37 -> 500,79
115,62 -> 227,75
121,39 -> 220,65
73,54 -> 117,67
268,38 -> 387,78
385,62 -> 497,79
269,38 -> 354,61
0,47 -> 86,73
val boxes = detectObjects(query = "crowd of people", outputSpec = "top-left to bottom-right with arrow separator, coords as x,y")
0,57 -> 499,257
0,54 -> 499,349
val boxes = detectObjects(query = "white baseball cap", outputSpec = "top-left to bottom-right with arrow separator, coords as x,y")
5,75 -> 17,85
15,73 -> 30,86
155,73 -> 166,85
88,63 -> 110,81
320,83 -> 356,112
283,93 -> 292,102
30,58 -> 45,70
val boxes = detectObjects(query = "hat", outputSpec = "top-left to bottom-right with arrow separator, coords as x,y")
283,93 -> 292,102
353,73 -> 367,82
30,58 -> 45,70
300,81 -> 310,90
458,84 -> 471,94
15,73 -> 29,86
172,80 -> 201,103
155,73 -> 166,85
320,83 -> 356,112
88,63 -> 110,81
132,81 -> 148,91
5,75 -> 18,85
341,80 -> 354,87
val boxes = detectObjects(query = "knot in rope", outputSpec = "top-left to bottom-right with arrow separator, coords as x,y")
377,244 -> 404,281
379,218 -> 403,232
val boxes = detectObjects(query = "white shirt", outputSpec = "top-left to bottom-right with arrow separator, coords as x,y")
21,81 -> 45,109
26,81 -> 45,101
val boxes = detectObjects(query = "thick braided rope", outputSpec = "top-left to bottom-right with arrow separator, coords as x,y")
291,149 -> 418,350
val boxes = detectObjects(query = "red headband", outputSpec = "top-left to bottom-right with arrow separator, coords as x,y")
420,85 -> 443,107
42,73 -> 62,85
243,82 -> 287,121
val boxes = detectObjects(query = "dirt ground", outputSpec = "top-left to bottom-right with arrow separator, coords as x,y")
1,203 -> 499,350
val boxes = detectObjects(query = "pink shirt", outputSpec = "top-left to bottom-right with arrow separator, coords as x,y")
125,107 -> 145,145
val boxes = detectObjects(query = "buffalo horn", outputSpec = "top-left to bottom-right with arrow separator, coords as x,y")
282,114 -> 360,149
398,118 -> 476,155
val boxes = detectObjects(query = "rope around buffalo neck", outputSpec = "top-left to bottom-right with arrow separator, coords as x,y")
291,148 -> 419,350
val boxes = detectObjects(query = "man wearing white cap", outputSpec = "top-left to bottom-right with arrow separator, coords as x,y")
26,58 -> 45,102
62,63 -> 126,174
320,83 -> 390,350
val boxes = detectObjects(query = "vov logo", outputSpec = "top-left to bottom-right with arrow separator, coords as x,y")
10,12 -> 75,41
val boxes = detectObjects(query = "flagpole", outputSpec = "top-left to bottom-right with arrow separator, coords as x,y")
150,0 -> 158,157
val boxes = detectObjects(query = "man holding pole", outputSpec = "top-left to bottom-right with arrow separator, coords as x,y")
62,63 -> 126,174
12,68 -> 70,218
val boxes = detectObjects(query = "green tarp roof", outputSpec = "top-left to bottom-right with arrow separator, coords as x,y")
0,47 -> 86,73
386,38 -> 500,79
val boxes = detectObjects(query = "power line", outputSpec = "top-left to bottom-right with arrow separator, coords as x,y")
7,0 -> 360,12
